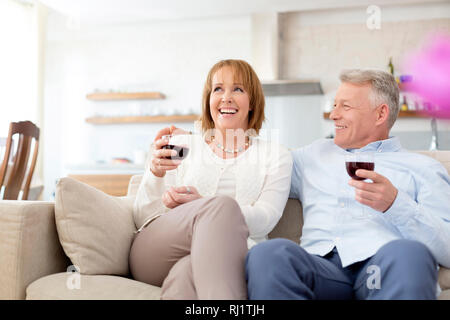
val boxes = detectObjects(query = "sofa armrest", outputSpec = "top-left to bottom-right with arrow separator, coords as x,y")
0,200 -> 70,299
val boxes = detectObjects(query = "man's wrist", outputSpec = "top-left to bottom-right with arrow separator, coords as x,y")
382,188 -> 398,213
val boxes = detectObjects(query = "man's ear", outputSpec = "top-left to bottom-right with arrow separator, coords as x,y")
375,104 -> 390,127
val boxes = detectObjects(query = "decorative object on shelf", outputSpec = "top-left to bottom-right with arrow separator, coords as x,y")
111,157 -> 132,164
86,91 -> 165,101
403,33 -> 450,119
400,93 -> 409,111
388,57 -> 394,75
402,33 -> 450,150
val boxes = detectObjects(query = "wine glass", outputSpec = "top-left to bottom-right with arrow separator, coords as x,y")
161,134 -> 190,189
345,152 -> 375,219
161,134 -> 190,160
345,153 -> 375,181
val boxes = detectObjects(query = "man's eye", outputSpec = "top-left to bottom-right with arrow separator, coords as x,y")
344,105 -> 351,110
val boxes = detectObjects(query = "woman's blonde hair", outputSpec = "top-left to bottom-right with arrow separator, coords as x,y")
199,59 -> 265,135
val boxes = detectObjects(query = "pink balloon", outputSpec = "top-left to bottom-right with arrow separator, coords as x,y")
403,33 -> 450,118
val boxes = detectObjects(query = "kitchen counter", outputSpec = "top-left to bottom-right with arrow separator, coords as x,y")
64,163 -> 146,196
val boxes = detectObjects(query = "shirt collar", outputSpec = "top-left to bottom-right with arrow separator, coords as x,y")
345,136 -> 402,153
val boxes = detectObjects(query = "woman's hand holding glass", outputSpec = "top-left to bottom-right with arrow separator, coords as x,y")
150,131 -> 182,178
149,125 -> 201,208
149,125 -> 191,177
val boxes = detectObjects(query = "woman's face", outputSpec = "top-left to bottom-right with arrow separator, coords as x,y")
209,66 -> 251,134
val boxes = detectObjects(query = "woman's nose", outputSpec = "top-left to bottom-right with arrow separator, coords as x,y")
221,94 -> 232,104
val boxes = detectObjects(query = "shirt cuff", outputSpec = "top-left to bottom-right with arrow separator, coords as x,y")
382,189 -> 418,225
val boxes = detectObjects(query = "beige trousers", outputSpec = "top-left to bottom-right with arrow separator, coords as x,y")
129,195 -> 249,300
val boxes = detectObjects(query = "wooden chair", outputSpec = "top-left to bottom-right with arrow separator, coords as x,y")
0,121 -> 40,200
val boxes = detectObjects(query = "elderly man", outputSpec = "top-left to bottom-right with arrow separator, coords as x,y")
246,69 -> 450,300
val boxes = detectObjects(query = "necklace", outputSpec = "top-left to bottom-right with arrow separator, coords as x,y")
212,137 -> 251,154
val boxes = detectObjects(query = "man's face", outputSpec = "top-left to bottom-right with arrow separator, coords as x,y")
330,82 -> 380,149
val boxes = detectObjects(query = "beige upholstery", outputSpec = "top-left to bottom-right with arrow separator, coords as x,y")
417,150 -> 450,169
268,198 -> 302,243
0,201 -> 69,299
54,177 -> 136,275
0,150 -> 449,300
438,289 -> 450,300
26,273 -> 161,300
439,268 -> 450,291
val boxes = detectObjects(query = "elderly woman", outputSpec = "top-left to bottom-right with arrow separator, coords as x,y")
129,59 -> 292,299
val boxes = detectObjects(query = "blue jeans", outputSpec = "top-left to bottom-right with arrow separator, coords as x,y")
246,239 -> 438,300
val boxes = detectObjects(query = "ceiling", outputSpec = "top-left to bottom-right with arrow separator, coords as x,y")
39,0 -> 444,24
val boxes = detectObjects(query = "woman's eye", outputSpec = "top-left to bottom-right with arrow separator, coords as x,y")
234,87 -> 244,92
213,87 -> 221,92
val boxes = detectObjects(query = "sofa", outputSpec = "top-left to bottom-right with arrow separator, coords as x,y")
0,150 -> 449,300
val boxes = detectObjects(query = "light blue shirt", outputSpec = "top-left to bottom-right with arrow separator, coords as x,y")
290,137 -> 450,268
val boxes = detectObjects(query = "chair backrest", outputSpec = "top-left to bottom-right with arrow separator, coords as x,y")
0,121 -> 40,200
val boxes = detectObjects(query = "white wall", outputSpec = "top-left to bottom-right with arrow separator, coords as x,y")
43,2 -> 450,200
43,12 -> 252,200
0,1 -> 37,135
279,2 -> 450,139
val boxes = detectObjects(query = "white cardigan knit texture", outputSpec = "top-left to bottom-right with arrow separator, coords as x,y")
133,134 -> 293,247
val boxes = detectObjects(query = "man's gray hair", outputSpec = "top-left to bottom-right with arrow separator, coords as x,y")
340,69 -> 400,129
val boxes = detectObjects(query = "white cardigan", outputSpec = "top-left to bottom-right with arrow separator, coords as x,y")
133,134 -> 293,247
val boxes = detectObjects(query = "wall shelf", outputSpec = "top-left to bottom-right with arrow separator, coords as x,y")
85,114 -> 199,124
86,92 -> 165,100
322,110 -> 429,119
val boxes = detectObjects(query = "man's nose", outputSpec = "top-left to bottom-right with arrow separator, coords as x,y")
329,107 -> 340,120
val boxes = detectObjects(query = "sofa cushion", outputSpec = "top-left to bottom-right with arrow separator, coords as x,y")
26,273 -> 161,300
439,267 -> 450,291
438,289 -> 450,300
268,198 -> 303,244
0,201 -> 69,299
55,177 -> 136,276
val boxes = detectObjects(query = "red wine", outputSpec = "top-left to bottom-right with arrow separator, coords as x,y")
346,161 -> 375,180
162,144 -> 190,160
